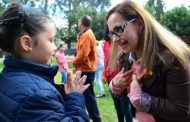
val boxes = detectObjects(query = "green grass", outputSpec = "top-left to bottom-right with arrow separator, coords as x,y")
0,61 -> 3,72
0,58 -> 118,122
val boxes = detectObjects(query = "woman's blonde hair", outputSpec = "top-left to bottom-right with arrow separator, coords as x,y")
107,0 -> 190,71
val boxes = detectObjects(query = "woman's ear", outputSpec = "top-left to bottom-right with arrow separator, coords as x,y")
19,35 -> 32,52
137,17 -> 144,31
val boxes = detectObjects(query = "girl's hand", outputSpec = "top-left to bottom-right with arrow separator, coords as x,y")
65,71 -> 90,94
128,74 -> 151,113
131,62 -> 147,82
112,68 -> 133,89
67,60 -> 72,64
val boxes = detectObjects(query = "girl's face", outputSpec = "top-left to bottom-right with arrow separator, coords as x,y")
60,45 -> 65,52
29,22 -> 57,65
107,12 -> 140,54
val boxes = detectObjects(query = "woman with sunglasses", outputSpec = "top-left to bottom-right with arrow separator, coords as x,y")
107,0 -> 190,122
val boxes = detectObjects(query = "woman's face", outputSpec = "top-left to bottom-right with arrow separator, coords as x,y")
107,12 -> 140,54
29,22 -> 57,65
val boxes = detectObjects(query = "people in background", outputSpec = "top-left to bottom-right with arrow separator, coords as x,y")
71,15 -> 102,122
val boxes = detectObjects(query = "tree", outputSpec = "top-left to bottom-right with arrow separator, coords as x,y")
0,0 -> 111,48
161,6 -> 190,38
55,0 -> 111,48
155,0 -> 164,21
144,0 -> 155,15
144,0 -> 164,22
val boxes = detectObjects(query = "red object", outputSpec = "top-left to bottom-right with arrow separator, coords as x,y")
103,41 -> 118,82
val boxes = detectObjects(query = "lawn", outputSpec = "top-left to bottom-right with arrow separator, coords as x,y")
0,58 -> 118,122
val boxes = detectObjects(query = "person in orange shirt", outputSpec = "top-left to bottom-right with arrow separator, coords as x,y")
71,15 -> 102,122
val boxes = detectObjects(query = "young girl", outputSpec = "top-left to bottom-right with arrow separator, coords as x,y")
55,44 -> 69,84
0,3 -> 90,121
107,0 -> 190,122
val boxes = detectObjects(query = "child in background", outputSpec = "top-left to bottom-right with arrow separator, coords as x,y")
55,44 -> 69,84
95,42 -> 105,98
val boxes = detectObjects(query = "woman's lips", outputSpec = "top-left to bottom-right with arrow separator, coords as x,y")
119,42 -> 128,49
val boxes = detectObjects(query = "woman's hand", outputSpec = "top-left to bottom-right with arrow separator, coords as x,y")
112,68 -> 133,90
130,74 -> 141,92
65,71 -> 90,94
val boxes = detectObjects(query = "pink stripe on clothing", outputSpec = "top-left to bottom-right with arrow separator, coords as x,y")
136,112 -> 155,122
55,51 -> 69,72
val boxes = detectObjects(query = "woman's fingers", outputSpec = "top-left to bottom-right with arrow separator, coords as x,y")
119,67 -> 125,74
123,69 -> 133,77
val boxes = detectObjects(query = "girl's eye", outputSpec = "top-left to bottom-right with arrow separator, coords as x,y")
49,39 -> 54,43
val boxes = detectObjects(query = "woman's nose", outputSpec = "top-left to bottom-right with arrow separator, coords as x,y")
112,35 -> 120,43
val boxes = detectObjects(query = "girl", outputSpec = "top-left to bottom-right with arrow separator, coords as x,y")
55,44 -> 69,84
107,0 -> 190,122
0,3 -> 90,122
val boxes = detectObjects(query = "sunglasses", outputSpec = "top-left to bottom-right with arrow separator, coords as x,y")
109,18 -> 136,38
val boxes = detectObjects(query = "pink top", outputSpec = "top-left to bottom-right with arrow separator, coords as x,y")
109,53 -> 155,122
97,44 -> 104,65
55,51 -> 69,72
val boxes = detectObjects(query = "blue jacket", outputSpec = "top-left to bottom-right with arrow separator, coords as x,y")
0,56 -> 89,122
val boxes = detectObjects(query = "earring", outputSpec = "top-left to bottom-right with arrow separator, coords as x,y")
28,47 -> 32,51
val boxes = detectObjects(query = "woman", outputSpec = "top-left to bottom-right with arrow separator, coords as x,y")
107,0 -> 190,122
0,3 -> 89,121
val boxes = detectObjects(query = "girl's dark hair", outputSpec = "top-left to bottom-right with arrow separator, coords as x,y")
0,3 -> 52,54
57,44 -> 64,50
103,24 -> 111,41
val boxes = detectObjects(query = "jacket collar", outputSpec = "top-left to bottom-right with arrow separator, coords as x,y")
3,56 -> 58,81
77,27 -> 90,39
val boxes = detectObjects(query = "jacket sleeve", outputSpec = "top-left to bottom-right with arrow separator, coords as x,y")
16,90 -> 89,122
149,62 -> 190,120
109,80 -> 124,96
72,35 -> 91,67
